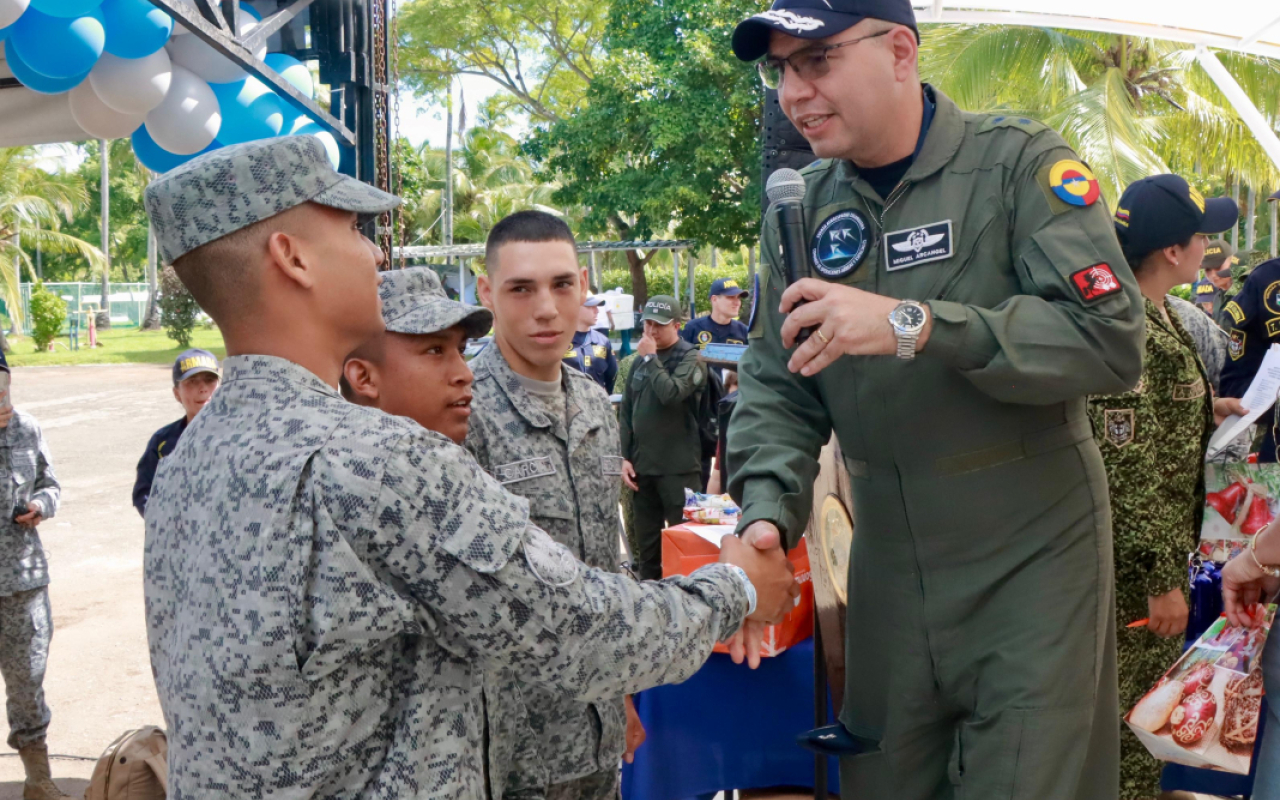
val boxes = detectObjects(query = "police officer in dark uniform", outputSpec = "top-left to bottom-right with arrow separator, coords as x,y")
681,278 -> 750,348
1220,249 -> 1280,461
1190,239 -> 1237,322
132,349 -> 219,516
564,295 -> 618,392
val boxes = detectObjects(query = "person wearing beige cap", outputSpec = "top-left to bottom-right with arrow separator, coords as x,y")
139,136 -> 799,799
1190,238 -> 1238,325
340,267 -> 491,445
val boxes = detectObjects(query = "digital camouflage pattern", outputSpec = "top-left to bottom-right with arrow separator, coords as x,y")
144,354 -> 748,799
1169,295 -> 1251,462
379,267 -> 492,339
1088,298 -> 1213,800
0,587 -> 52,749
465,342 -> 627,797
0,411 -> 61,596
143,136 -> 399,264
729,86 -> 1142,798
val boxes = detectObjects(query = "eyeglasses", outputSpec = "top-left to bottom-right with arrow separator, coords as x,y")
756,30 -> 891,90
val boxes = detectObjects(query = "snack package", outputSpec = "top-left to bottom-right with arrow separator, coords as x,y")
1125,606 -> 1275,774
1202,464 -> 1280,551
682,491 -> 741,525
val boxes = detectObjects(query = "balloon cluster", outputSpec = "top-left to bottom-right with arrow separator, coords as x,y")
0,0 -> 337,172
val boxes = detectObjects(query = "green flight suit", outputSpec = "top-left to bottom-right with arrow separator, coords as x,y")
620,339 -> 707,579
728,86 -> 1145,800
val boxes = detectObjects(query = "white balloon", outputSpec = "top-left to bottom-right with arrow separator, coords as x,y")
145,65 -> 219,155
89,49 -> 172,115
166,9 -> 265,83
69,80 -> 146,138
0,0 -> 29,29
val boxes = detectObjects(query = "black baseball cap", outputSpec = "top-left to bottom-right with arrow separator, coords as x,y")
732,0 -> 918,62
709,278 -> 750,298
1113,174 -> 1238,257
173,348 -> 220,386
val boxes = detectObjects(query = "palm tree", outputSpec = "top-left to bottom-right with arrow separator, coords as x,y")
0,147 -> 106,340
918,26 -> 1280,202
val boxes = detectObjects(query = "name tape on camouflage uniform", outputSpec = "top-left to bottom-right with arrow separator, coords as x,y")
494,457 -> 557,485
884,220 -> 954,272
600,456 -> 623,476
810,210 -> 870,279
1173,382 -> 1207,402
1070,263 -> 1122,302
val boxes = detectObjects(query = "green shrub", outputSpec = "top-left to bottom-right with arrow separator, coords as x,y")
29,282 -> 67,352
1169,284 -> 1193,302
159,266 -> 200,349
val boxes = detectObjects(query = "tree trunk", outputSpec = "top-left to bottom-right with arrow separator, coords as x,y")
625,249 -> 649,308
142,224 -> 161,330
98,139 -> 112,330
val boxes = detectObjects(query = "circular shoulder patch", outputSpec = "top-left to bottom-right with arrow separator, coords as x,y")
1049,160 -> 1101,207
523,526 -> 580,587
810,210 -> 870,278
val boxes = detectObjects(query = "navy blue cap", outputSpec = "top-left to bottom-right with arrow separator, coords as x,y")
710,278 -> 750,298
1114,174 -> 1238,257
732,0 -> 918,62
173,348 -> 220,386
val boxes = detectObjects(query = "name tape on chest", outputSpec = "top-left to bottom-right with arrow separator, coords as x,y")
493,456 -> 557,485
600,456 -> 623,476
884,220 -> 953,272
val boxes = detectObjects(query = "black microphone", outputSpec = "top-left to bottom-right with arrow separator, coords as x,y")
765,168 -> 813,345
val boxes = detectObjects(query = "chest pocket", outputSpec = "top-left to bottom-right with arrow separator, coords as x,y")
10,449 -> 37,488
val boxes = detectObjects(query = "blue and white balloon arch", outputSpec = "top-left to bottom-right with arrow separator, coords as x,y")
0,0 -> 337,172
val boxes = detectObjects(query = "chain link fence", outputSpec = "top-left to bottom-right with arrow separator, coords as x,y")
4,283 -> 153,334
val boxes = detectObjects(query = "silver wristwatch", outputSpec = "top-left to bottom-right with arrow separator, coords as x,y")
888,300 -> 928,361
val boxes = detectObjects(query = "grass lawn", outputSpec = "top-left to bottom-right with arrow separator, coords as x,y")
6,327 -> 226,368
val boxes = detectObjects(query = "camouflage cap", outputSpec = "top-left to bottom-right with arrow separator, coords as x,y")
379,267 -> 492,339
144,136 -> 400,265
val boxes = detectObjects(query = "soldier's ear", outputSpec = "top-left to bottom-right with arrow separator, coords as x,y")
342,358 -> 380,405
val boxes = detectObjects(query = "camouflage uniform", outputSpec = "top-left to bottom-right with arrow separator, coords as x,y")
0,411 -> 60,750
465,342 -> 627,800
141,137 -> 754,800
1088,297 -> 1213,800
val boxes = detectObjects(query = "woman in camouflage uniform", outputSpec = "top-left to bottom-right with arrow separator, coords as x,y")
1088,175 -> 1242,800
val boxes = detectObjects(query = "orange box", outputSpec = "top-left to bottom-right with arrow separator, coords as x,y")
661,524 -> 813,658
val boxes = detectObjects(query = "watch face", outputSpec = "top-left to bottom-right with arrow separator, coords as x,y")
893,304 -> 926,330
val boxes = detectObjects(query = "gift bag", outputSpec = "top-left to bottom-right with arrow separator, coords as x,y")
1125,607 -> 1274,775
1202,464 -> 1280,548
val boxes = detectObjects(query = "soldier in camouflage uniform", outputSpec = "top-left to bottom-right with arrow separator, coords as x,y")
1089,175 -> 1239,800
142,137 -> 798,799
466,211 -> 633,800
0,361 -> 70,800
1169,294 -> 1253,462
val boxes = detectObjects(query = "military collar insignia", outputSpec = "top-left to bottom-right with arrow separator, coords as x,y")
1070,263 -> 1122,302
1103,409 -> 1135,448
810,210 -> 870,279
1050,160 -> 1101,207
884,220 -> 953,272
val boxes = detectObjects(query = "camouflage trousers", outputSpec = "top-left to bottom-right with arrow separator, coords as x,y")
1117,601 -> 1185,800
507,767 -> 619,800
0,586 -> 52,750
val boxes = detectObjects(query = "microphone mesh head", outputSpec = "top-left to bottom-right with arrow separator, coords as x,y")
766,168 -> 806,204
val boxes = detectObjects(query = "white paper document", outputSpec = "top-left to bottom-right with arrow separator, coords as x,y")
685,524 -> 738,547
1208,343 -> 1280,457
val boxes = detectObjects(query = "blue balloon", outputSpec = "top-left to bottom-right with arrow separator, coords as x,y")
264,52 -> 313,98
3,40 -> 90,93
209,78 -> 285,145
11,8 -> 104,79
131,125 -> 222,173
100,0 -> 171,58
29,0 -> 103,18
239,2 -> 260,21
0,23 -> 12,43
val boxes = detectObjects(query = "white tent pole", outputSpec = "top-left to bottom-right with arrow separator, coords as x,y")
1272,199 -> 1278,259
1195,48 -> 1280,172
1248,185 -> 1257,250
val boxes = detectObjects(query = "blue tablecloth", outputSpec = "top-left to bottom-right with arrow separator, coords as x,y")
621,637 -> 839,800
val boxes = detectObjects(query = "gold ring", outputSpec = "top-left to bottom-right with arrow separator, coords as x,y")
816,329 -> 830,345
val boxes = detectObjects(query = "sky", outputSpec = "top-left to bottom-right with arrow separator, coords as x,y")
397,73 -> 505,149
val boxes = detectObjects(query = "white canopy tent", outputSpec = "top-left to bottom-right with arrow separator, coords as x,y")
912,1 -> 1280,169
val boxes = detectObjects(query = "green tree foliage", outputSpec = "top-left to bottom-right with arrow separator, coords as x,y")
158,266 -> 200,349
0,147 -> 106,329
919,27 -> 1280,205
28,282 -> 67,351
398,0 -> 604,123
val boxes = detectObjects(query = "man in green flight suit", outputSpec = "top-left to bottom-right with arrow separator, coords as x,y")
726,1 -> 1145,798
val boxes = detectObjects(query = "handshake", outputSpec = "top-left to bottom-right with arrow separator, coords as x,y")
717,521 -> 801,668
